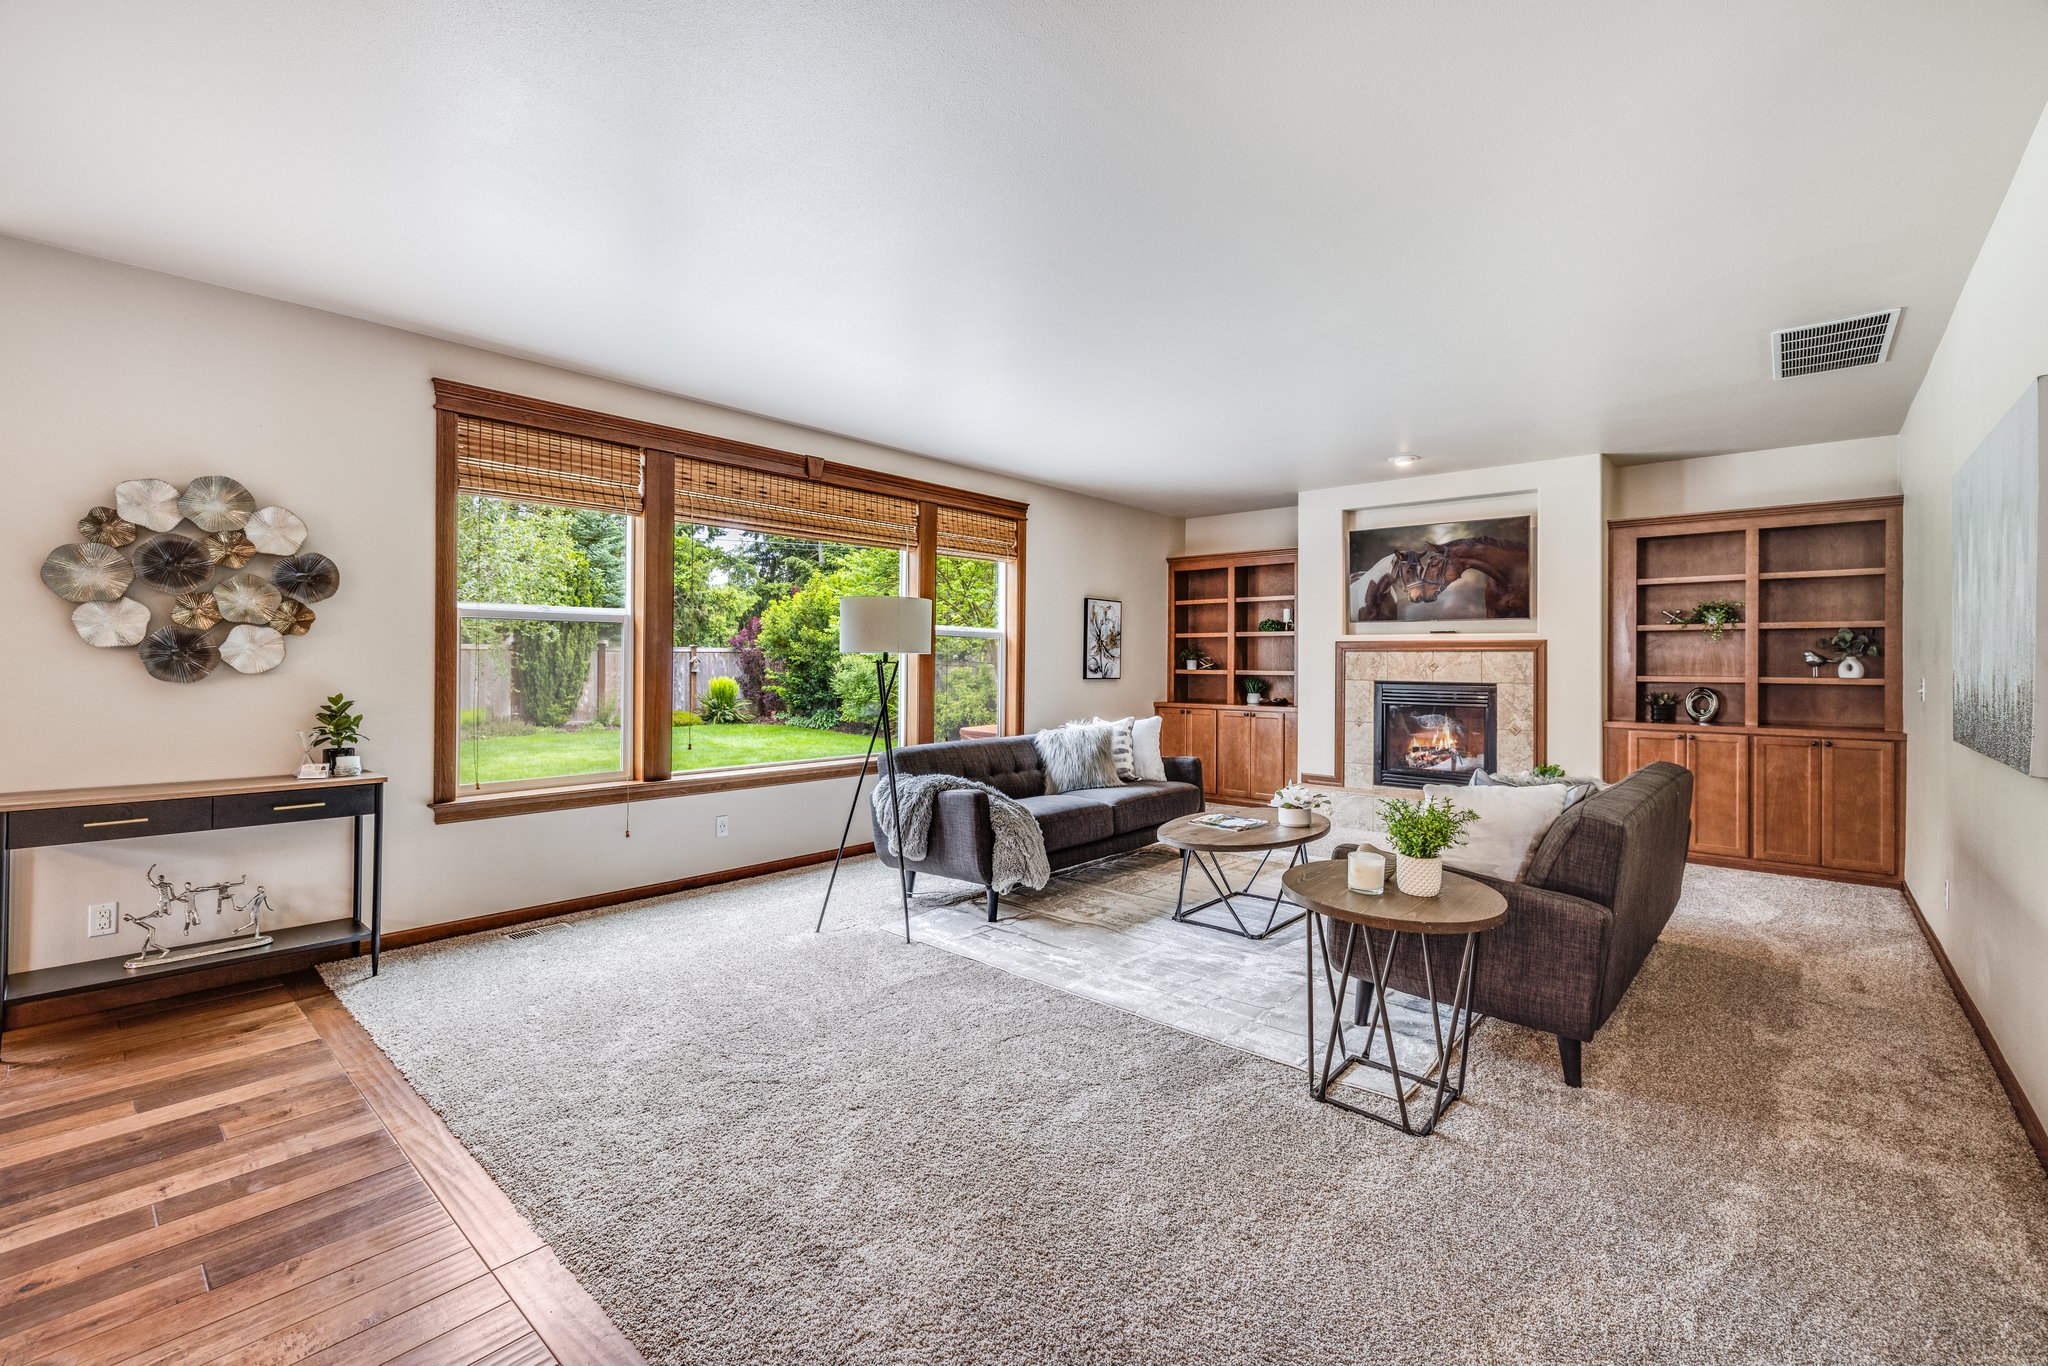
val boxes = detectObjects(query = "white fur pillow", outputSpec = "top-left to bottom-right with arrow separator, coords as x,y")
1420,781 -> 1569,881
1036,725 -> 1122,793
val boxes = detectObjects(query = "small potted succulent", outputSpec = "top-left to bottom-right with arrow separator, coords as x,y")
1242,676 -> 1271,706
1270,782 -> 1332,828
311,694 -> 367,776
1645,691 -> 1679,724
1374,795 -> 1482,898
1816,627 -> 1881,679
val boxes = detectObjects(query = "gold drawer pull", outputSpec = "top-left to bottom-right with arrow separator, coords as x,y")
272,801 -> 327,812
82,816 -> 150,829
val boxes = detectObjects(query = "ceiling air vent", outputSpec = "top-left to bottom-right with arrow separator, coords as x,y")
1771,309 -> 1901,379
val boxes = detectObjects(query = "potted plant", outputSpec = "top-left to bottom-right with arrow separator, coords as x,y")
1645,691 -> 1679,724
311,694 -> 367,776
1257,618 -> 1289,632
1682,598 -> 1744,642
1177,644 -> 1213,670
1242,676 -> 1270,706
1270,783 -> 1331,828
1374,795 -> 1482,897
1817,627 -> 1881,679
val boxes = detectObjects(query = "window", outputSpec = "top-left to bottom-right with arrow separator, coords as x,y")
433,382 -> 1026,820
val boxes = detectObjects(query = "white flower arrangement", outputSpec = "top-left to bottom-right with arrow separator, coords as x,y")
1270,783 -> 1332,813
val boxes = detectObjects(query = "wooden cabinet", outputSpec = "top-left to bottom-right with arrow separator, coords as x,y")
1820,738 -> 1897,875
1608,726 -> 1901,882
1156,704 -> 1293,802
1751,735 -> 1823,866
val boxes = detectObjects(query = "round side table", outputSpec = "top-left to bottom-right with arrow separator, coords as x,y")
1281,855 -> 1507,1136
1156,812 -> 1331,940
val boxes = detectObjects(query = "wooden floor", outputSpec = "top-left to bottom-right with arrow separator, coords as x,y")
0,974 -> 645,1365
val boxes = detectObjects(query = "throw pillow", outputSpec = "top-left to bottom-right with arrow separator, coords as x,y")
1036,725 -> 1122,793
1471,768 -> 1597,810
1086,716 -> 1140,782
1130,714 -> 1167,782
1421,781 -> 1570,881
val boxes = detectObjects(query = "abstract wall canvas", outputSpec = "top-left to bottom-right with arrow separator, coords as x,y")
1953,376 -> 2048,775
1083,597 -> 1121,679
1347,514 -> 1532,626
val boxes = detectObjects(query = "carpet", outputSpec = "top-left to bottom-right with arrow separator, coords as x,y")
322,855 -> 2048,1364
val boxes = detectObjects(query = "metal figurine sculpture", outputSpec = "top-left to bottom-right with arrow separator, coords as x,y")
123,866 -> 275,971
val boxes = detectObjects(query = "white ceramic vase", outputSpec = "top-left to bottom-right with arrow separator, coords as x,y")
1395,854 -> 1444,898
1277,805 -> 1311,827
1837,656 -> 1866,679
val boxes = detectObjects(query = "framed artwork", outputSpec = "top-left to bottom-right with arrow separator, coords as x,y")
1953,376 -> 2048,775
1083,597 -> 1122,679
1346,514 -> 1533,627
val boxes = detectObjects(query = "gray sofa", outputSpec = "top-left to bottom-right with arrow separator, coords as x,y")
876,735 -> 1205,921
1332,761 -> 1693,1087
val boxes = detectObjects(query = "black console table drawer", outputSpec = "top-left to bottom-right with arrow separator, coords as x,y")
213,786 -> 376,828
7,798 -> 213,850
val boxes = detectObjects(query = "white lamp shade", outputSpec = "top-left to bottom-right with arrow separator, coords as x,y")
839,596 -> 933,655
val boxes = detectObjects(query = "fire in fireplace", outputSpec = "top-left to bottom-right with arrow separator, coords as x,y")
1374,682 -> 1498,789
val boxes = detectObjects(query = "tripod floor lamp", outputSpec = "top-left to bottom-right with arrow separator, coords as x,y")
817,594 -> 932,942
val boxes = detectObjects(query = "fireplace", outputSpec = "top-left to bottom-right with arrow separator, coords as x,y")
1374,682 -> 1498,789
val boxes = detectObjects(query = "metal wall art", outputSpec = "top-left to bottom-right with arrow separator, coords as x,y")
40,475 -> 340,684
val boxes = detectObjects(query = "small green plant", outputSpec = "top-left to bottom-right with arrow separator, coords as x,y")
311,694 -> 366,750
700,675 -> 743,723
1681,598 -> 1744,642
458,707 -> 488,730
1177,644 -> 1214,668
1532,763 -> 1566,779
1242,677 -> 1271,697
1817,627 -> 1880,658
673,710 -> 701,749
591,695 -> 620,729
1647,691 -> 1679,707
788,707 -> 845,731
1375,795 -> 1482,861
1257,618 -> 1288,632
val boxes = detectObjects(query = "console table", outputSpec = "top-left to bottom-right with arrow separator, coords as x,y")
0,773 -> 384,1040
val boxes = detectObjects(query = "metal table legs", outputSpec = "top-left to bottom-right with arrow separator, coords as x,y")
1305,912 -> 1481,1136
1171,844 -> 1311,940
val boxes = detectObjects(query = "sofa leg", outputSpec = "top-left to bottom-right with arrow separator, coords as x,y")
1557,1036 -> 1583,1088
985,886 -> 999,922
1352,981 -> 1374,1027
904,871 -> 916,895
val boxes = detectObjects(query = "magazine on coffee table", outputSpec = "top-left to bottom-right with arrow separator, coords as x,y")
1191,813 -> 1267,831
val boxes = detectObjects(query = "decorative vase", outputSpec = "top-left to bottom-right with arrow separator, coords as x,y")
326,746 -> 361,776
1837,656 -> 1866,679
1277,805 -> 1310,827
1245,694 -> 1264,706
1395,854 -> 1443,898
1648,702 -> 1676,724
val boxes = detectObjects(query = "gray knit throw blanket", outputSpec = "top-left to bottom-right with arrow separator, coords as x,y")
871,773 -> 1051,894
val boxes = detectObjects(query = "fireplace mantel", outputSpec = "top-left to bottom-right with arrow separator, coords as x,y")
1334,640 -> 1547,791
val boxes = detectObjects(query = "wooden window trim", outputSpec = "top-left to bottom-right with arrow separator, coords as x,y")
432,380 -> 1027,816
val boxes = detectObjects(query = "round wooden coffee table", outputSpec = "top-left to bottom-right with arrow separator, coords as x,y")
1281,853 -> 1507,1136
1156,812 -> 1331,940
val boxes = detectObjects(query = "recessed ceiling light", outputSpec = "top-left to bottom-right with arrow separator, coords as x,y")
1388,454 -> 1422,467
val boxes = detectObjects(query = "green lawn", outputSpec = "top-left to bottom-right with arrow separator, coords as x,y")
458,722 -> 872,785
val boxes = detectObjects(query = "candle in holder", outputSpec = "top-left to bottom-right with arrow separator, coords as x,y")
1347,848 -> 1386,895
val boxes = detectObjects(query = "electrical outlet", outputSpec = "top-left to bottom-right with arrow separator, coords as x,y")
716,815 -> 729,838
1944,879 -> 1950,911
1919,677 -> 1927,702
87,902 -> 118,938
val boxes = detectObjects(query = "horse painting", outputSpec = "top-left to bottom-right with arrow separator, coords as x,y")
1346,517 -> 1532,623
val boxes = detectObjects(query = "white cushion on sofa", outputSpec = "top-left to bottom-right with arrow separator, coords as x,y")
1420,781 -> 1569,881
1094,715 -> 1166,782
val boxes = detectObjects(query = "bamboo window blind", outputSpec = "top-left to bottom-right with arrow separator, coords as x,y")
673,457 -> 921,549
454,415 -> 644,513
935,506 -> 1021,560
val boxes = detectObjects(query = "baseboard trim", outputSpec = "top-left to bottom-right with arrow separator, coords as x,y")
1685,852 -> 1902,889
379,842 -> 874,950
1900,884 -> 2048,1175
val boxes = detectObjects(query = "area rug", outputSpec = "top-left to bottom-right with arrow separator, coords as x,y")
322,856 -> 2048,1365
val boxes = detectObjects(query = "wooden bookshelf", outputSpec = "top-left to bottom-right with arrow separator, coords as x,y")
1605,496 -> 1904,884
1159,548 -> 1298,800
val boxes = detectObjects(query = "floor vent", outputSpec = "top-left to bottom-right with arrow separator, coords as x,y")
1772,309 -> 1901,379
504,924 -> 564,940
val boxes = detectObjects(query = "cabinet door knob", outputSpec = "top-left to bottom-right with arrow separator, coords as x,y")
1823,739 -> 1834,747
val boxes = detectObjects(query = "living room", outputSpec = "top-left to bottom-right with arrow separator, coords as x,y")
3,5 -> 2047,1363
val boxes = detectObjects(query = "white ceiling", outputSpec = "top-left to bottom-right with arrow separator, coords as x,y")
3,2 -> 2046,516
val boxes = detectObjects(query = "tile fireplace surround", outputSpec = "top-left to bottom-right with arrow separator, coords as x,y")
1337,641 -> 1547,790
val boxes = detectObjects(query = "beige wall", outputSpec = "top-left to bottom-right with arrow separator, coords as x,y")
1295,454 -> 1609,781
1180,505 -> 1297,555
1,238 -> 1180,972
1896,102 -> 2048,1114
1609,436 -> 1901,522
